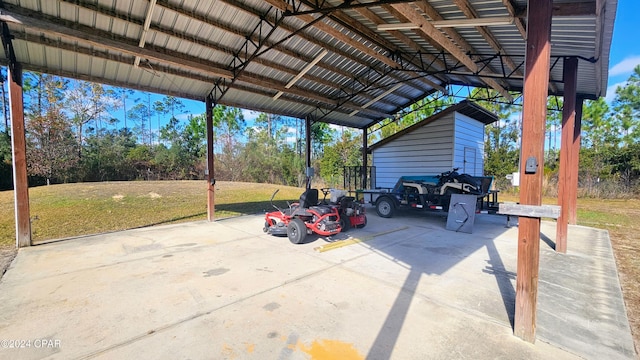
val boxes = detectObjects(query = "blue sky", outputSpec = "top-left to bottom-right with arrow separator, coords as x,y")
137,0 -> 640,131
605,0 -> 640,102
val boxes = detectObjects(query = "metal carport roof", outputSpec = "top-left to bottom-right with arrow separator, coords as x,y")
0,0 -> 617,130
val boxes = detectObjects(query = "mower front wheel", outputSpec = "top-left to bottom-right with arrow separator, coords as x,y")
287,218 -> 307,244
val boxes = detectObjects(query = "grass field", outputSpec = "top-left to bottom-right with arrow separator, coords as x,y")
0,182 -> 638,353
0,181 -> 303,245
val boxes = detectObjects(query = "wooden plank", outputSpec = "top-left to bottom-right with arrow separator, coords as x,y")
514,0 -> 553,343
8,64 -> 31,248
206,96 -> 215,221
556,57 -> 578,253
569,98 -> 584,225
498,203 -> 560,219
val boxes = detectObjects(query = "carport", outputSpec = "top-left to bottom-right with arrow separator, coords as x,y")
2,0 -> 618,343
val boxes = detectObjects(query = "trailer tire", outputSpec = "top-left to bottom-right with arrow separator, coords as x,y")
287,218 -> 307,244
376,197 -> 395,218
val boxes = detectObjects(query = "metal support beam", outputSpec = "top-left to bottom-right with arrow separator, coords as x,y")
556,57 -> 578,253
514,0 -> 552,343
206,95 -> 215,221
569,97 -> 583,225
8,63 -> 31,247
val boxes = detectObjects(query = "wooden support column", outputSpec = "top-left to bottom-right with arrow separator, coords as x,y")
514,0 -> 552,343
9,63 -> 31,247
556,57 -> 578,253
206,95 -> 215,221
568,97 -> 583,225
362,128 -> 368,190
305,117 -> 312,189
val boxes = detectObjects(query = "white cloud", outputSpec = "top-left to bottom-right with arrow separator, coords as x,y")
605,81 -> 626,103
609,56 -> 640,77
241,109 -> 259,122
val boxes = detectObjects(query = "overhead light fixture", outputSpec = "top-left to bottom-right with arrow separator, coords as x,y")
273,49 -> 328,100
377,23 -> 421,31
431,16 -> 514,28
350,83 -> 403,117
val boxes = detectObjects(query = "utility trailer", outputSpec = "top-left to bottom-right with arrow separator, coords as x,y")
356,171 -> 499,218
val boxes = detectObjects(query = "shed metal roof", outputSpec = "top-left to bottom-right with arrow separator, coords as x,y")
367,99 -> 498,152
0,0 -> 617,129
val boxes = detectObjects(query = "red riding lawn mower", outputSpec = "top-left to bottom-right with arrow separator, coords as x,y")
263,188 -> 366,244
319,188 -> 367,232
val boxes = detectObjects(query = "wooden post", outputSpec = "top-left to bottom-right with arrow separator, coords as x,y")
362,128 -> 368,189
305,117 -> 312,188
206,95 -> 215,221
514,0 -> 552,343
568,97 -> 583,225
556,57 -> 578,253
9,63 -> 31,247
305,117 -> 311,169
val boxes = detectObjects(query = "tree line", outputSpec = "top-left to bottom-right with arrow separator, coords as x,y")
0,67 -> 639,197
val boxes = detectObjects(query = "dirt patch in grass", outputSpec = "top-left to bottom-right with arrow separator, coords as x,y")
0,244 -> 17,280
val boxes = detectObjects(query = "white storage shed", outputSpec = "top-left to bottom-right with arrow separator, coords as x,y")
368,101 -> 498,189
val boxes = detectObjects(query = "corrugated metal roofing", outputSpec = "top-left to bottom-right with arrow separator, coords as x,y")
0,0 -> 617,129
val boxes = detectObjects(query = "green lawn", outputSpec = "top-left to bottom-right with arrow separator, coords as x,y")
0,181 -> 303,245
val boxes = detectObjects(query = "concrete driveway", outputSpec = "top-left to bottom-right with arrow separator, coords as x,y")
0,208 -> 635,359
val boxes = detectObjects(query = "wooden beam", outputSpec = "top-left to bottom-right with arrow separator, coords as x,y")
328,8 -> 445,92
556,57 -> 578,253
206,95 -> 215,222
264,0 -> 400,70
415,0 -> 517,98
0,6 -> 234,80
8,63 -> 31,248
180,0 -> 425,95
516,1 -> 598,17
514,0 -> 553,343
568,97 -> 584,225
502,0 -> 527,39
392,2 -> 512,101
452,0 -> 521,77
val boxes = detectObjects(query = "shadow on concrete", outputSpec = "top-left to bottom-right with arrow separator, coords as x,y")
540,231 -> 556,251
483,239 -> 516,328
359,210 -> 517,356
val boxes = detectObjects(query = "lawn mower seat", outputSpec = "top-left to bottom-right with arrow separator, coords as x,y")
299,189 -> 319,208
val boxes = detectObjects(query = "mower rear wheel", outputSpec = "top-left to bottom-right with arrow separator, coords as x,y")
356,216 -> 367,229
339,216 -> 351,232
287,218 -> 307,244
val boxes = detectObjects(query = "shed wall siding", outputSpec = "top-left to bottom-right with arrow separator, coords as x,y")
372,114 -> 455,188
453,113 -> 485,176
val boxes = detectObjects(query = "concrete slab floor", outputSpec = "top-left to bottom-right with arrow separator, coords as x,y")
0,209 -> 635,359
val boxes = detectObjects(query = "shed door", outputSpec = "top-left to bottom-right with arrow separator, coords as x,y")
464,147 -> 476,174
